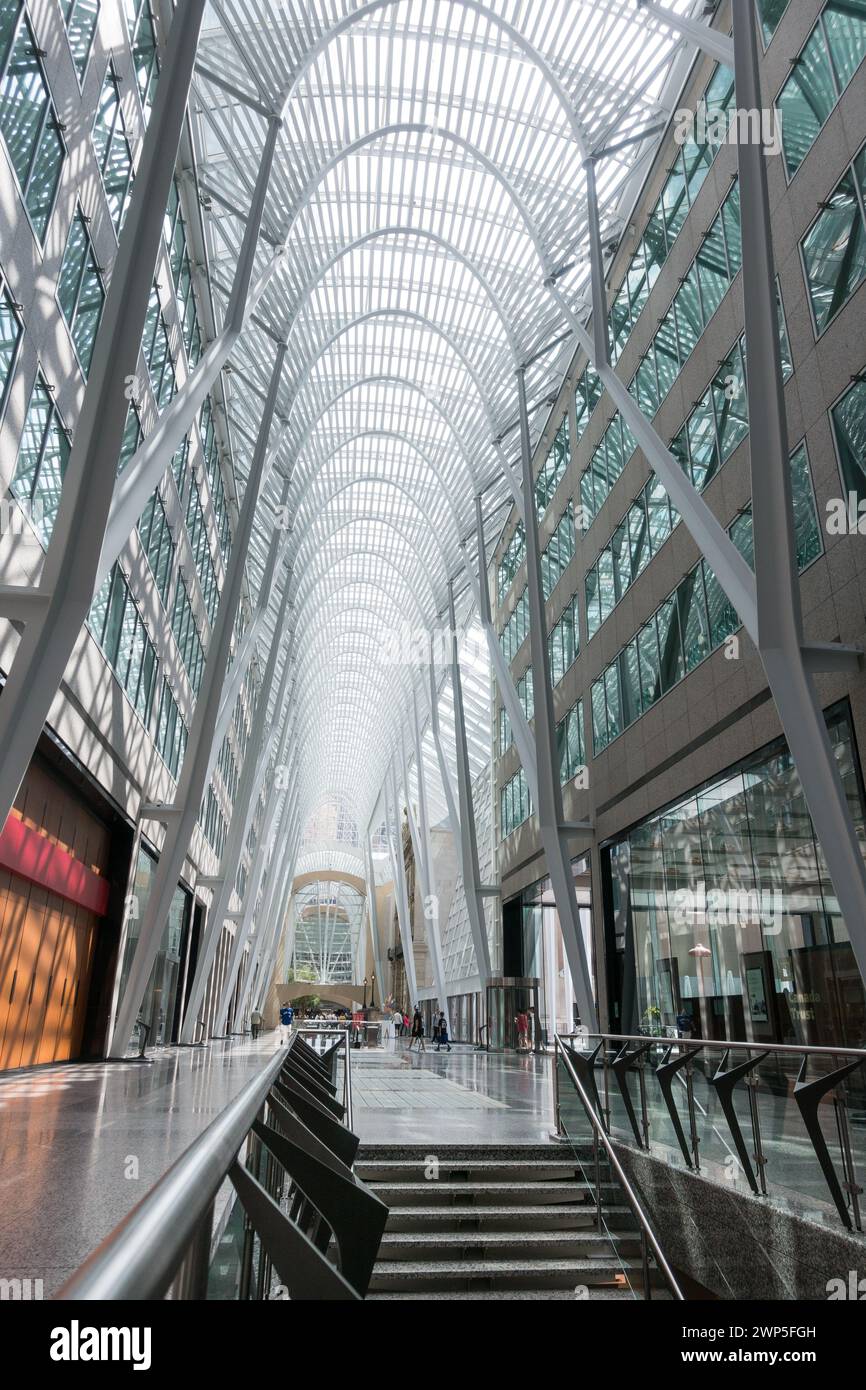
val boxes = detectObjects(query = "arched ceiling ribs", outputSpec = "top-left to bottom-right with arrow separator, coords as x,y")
275,0 -> 590,157
291,437 -> 469,557
290,121 -> 552,273
276,225 -> 515,358
188,0 -> 700,869
284,371 -> 483,493
288,568 -> 431,650
284,306 -> 499,439
288,525 -> 443,621
292,476 -> 462,574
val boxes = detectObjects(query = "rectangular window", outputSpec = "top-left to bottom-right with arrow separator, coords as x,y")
138,488 -> 174,606
777,4 -> 866,177
10,370 -> 70,544
156,678 -> 187,779
164,178 -> 202,366
541,503 -> 574,600
171,574 -> 205,695
200,396 -> 232,562
758,0 -> 790,45
142,284 -> 176,410
620,640 -> 641,727
0,5 -> 65,240
500,766 -> 531,839
591,677 -> 609,757
831,371 -> 866,501
497,521 -> 525,600
548,594 -> 579,686
0,264 -> 22,418
558,700 -> 586,786
92,60 -> 134,233
118,400 -> 143,473
63,1 -> 99,83
58,208 -> 105,374
535,416 -> 569,519
801,148 -> 866,336
712,343 -> 749,462
125,0 -> 159,118
186,473 -> 221,624
88,564 -> 158,723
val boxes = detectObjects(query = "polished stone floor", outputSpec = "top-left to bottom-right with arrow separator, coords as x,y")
0,1035 -> 280,1296
0,1033 -> 555,1294
349,1038 -> 556,1145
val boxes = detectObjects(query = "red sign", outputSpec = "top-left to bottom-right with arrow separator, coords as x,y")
0,815 -> 110,915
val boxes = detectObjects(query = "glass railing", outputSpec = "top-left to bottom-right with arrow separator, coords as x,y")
558,1033 -> 866,1234
555,1037 -> 684,1300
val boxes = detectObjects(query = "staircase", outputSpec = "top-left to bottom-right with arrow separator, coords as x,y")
355,1143 -> 670,1300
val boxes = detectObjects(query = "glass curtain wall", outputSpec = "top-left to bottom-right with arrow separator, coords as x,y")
117,843 -> 194,1049
604,707 -> 866,1048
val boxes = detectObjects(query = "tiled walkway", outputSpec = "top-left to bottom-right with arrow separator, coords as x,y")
349,1041 -> 555,1145
0,1033 -> 556,1294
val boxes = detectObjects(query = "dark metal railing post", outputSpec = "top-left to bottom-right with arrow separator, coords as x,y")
602,1051 -> 611,1130
746,1065 -> 768,1197
638,1051 -> 650,1148
593,1131 -> 602,1233
834,1071 -> 863,1233
641,1230 -> 652,1301
685,1052 -> 701,1172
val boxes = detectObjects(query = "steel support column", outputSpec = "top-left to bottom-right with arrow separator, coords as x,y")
463,516 -> 540,807
184,576 -> 294,1039
96,116 -> 284,587
584,158 -> 610,368
108,343 -> 287,1055
240,804 -> 300,1018
514,365 -> 595,1028
364,832 -> 387,1007
384,770 -> 419,1007
204,742 -> 298,1038
0,1 -> 208,834
443,585 -> 493,983
404,700 -> 449,1012
731,0 -> 866,984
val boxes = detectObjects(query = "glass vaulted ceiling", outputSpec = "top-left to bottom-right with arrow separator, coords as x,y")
191,0 -> 698,863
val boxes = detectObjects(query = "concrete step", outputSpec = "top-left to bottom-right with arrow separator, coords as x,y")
356,1143 -> 587,1161
382,1204 -> 636,1233
368,1256 -> 661,1294
366,1288 -> 650,1301
356,1158 -> 602,1183
377,1230 -> 641,1261
371,1180 -> 617,1207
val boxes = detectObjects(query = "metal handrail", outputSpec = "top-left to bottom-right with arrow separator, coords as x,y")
300,1027 -> 353,1133
555,1034 -> 685,1301
563,1030 -> 866,1060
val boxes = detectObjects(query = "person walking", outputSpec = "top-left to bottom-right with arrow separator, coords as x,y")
435,1010 -> 452,1052
402,1011 -> 410,1038
250,1007 -> 263,1040
392,1006 -> 403,1039
408,1006 -> 426,1052
515,1009 -> 529,1052
279,1002 -> 294,1045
